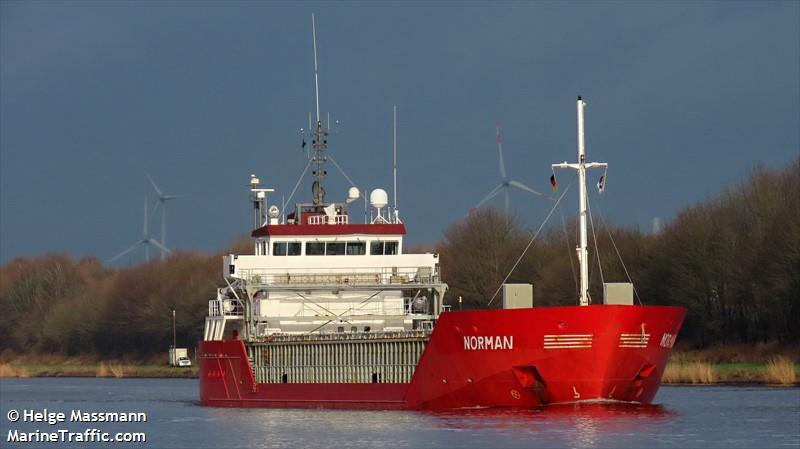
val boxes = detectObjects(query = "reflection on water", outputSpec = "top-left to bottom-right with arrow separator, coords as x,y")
431,401 -> 673,421
427,403 -> 676,449
1,379 -> 798,449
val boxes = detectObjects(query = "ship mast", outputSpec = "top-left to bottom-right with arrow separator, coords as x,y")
311,13 -> 328,205
552,97 -> 608,306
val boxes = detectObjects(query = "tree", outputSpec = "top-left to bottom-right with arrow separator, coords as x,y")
437,208 -> 536,309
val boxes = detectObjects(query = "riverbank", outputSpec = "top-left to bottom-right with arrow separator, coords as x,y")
662,345 -> 799,385
1,351 -> 797,385
662,359 -> 799,385
0,354 -> 197,378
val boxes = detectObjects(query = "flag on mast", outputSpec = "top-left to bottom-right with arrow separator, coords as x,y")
550,174 -> 558,192
597,175 -> 605,193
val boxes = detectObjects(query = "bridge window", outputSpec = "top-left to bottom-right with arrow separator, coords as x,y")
306,242 -> 325,255
370,241 -> 399,255
326,242 -> 345,255
307,241 -> 371,255
273,242 -> 302,256
346,241 -> 366,255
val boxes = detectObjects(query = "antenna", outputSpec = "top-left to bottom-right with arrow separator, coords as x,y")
292,14 -> 357,213
310,13 -> 328,205
392,105 -> 398,223
312,13 -> 321,125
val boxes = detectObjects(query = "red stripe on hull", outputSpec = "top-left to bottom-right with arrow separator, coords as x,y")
199,305 -> 685,410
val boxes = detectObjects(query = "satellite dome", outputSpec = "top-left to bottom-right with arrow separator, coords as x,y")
370,189 -> 388,209
268,205 -> 280,218
347,187 -> 360,201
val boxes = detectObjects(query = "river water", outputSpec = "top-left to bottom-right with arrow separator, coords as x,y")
1,378 -> 798,448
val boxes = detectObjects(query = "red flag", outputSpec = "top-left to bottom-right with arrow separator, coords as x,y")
550,174 -> 557,192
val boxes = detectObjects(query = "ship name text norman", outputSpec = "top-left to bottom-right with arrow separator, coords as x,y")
463,335 -> 514,350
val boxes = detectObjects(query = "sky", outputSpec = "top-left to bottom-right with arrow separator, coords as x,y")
1,1 -> 798,264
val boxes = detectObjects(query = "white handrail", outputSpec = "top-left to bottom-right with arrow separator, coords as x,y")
308,215 -> 349,225
238,265 -> 438,286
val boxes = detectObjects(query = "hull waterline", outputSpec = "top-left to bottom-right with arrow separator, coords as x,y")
199,305 -> 685,410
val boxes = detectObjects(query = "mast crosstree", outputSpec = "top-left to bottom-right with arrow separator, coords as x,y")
552,96 -> 608,306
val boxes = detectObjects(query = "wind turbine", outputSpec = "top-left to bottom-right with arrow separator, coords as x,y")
474,124 -> 548,214
146,173 -> 183,260
108,194 -> 172,264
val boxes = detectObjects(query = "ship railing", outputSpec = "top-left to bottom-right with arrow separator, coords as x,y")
208,298 -> 245,317
307,214 -> 349,225
238,265 -> 439,287
249,329 -> 432,343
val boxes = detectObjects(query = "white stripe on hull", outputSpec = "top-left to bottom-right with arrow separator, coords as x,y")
543,334 -> 593,349
618,333 -> 650,348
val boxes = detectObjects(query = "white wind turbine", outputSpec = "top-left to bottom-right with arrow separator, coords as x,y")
146,173 -> 183,260
108,194 -> 172,264
474,124 -> 549,214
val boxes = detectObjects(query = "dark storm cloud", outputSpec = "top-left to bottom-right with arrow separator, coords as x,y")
1,1 -> 797,262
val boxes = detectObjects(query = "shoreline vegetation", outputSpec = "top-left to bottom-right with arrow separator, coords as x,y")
662,356 -> 798,386
0,354 -> 197,379
0,349 -> 796,386
660,344 -> 799,385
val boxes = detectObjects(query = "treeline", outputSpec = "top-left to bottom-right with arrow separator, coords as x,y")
438,159 -> 799,346
0,237 -> 251,359
0,160 -> 797,358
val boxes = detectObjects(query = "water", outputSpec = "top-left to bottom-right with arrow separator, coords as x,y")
1,378 -> 798,448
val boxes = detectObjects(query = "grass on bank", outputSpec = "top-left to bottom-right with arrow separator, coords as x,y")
662,349 -> 798,385
0,353 -> 197,378
764,356 -> 797,385
662,361 -> 716,384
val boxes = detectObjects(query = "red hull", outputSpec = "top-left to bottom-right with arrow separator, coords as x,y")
199,305 -> 685,410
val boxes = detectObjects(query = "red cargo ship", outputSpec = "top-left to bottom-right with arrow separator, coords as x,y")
198,16 -> 685,410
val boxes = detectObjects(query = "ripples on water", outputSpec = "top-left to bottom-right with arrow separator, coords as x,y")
1,379 -> 798,448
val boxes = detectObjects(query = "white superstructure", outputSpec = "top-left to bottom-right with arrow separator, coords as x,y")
204,189 -> 447,341
203,14 -> 446,343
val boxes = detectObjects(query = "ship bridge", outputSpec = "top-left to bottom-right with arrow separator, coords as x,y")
205,207 -> 447,342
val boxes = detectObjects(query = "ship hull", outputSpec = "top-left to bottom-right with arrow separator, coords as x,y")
199,305 -> 685,410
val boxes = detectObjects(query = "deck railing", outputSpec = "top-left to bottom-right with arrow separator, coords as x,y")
307,215 -> 349,225
237,265 -> 438,287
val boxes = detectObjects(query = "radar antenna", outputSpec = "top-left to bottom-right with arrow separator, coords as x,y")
310,13 -> 328,205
